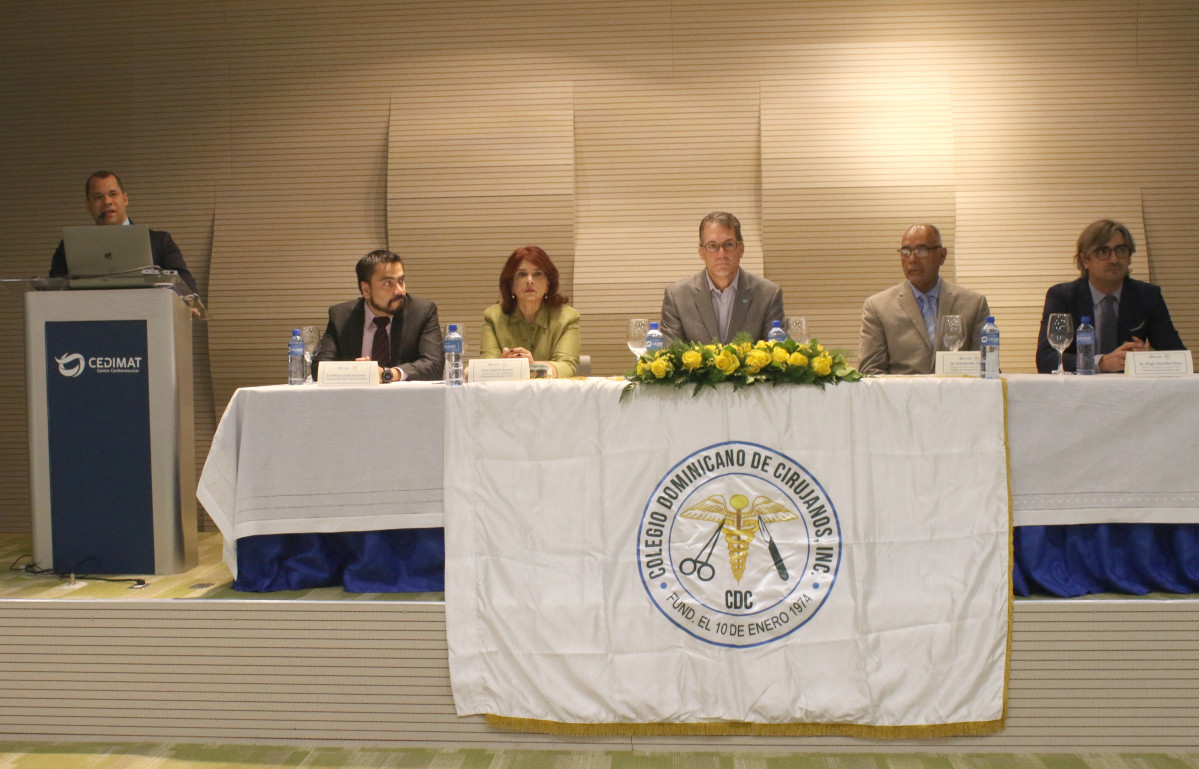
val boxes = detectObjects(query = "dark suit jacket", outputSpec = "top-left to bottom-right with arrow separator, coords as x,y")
50,226 -> 199,295
660,269 -> 785,345
313,295 -> 444,381
1036,275 -> 1185,373
857,280 -> 990,376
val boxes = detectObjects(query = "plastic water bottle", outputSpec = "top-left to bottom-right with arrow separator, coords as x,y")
288,329 -> 305,385
443,324 -> 464,386
767,320 -> 786,344
645,321 -> 664,353
980,316 -> 1000,379
1076,316 -> 1097,375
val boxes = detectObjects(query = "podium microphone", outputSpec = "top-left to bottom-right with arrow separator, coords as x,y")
96,211 -> 107,224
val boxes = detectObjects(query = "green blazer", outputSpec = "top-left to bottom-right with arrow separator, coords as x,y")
480,303 -> 581,378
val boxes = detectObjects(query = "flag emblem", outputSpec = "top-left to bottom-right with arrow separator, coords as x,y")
637,441 -> 842,648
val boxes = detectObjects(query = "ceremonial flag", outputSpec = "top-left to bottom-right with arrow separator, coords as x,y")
444,378 -> 1009,735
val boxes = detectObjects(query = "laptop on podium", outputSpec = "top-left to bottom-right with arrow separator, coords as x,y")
61,224 -> 175,289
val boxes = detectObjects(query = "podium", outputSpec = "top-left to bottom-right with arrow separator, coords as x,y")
25,287 -> 197,574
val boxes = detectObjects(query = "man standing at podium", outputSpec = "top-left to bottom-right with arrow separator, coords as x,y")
313,249 -> 444,382
48,171 -> 200,296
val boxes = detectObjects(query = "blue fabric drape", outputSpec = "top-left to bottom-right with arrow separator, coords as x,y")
234,528 -> 445,593
233,524 -> 1199,597
1013,523 -> 1199,597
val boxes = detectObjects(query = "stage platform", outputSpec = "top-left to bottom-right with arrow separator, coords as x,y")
2,531 -> 1198,750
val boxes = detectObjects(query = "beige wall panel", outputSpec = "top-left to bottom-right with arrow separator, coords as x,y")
673,1 -> 1137,76
388,85 -> 575,359
574,81 -> 761,319
1141,188 -> 1199,364
365,1 -> 674,81
955,189 -> 1145,375
951,70 -> 1199,188
586,313 -> 644,378
764,188 -> 956,362
762,73 -> 955,190
207,5 -> 398,408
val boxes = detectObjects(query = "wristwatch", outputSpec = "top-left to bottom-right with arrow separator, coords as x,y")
381,367 -> 396,383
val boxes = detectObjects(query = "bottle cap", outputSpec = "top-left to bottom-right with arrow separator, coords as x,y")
448,324 -> 458,332
984,317 -> 994,323
649,322 -> 659,330
292,329 -> 301,335
1081,317 -> 1091,324
771,320 -> 781,327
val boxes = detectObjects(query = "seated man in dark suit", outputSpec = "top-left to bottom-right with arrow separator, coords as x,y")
313,249 -> 444,382
1036,219 -> 1186,373
660,211 -> 785,344
49,170 -> 199,296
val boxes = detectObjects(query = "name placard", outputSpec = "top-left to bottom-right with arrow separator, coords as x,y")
468,358 -> 529,382
1124,350 -> 1194,377
317,360 -> 380,386
935,351 -> 982,377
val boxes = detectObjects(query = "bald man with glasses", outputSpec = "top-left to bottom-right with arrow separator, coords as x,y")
1035,219 -> 1185,374
857,224 -> 990,376
659,211 -> 785,345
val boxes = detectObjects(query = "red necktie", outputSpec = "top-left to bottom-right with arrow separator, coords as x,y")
371,316 -> 391,368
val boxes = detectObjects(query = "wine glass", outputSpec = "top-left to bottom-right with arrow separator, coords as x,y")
1047,313 -> 1074,375
786,317 -> 808,343
301,325 -> 321,383
939,315 -> 965,352
627,319 -> 648,358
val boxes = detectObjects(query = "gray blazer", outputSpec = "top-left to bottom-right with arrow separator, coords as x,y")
857,280 -> 990,376
660,269 -> 785,345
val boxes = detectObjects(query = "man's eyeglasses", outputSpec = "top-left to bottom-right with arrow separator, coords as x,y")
702,240 -> 742,254
897,245 -> 941,258
1090,245 -> 1133,260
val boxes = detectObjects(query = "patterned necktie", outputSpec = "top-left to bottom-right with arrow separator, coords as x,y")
1099,294 -> 1118,355
371,315 -> 392,368
917,294 -> 936,343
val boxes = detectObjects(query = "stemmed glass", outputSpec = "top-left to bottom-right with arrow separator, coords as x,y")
627,319 -> 648,359
939,315 -> 965,352
1047,313 -> 1074,375
786,317 -> 808,343
301,326 -> 320,383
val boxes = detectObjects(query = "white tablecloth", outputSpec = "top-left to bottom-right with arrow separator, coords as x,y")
197,383 -> 446,548
1006,374 -> 1199,526
197,375 -> 1199,560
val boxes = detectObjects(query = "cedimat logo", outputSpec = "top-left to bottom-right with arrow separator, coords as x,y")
53,352 -> 144,377
54,353 -> 85,378
637,441 -> 842,649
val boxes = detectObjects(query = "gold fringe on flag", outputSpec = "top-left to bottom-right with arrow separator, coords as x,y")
485,715 -> 1006,738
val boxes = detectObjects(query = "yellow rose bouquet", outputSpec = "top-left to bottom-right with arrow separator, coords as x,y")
623,332 -> 861,399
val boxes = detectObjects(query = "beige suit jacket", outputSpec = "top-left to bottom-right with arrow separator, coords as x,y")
857,280 -> 990,376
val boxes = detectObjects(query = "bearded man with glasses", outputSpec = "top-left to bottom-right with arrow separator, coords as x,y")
659,211 -> 785,345
1035,219 -> 1185,374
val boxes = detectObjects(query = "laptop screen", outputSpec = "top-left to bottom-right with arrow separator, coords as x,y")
62,224 -> 154,278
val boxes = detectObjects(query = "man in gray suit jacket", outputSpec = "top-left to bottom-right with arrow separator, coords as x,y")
660,211 -> 786,345
857,224 -> 990,376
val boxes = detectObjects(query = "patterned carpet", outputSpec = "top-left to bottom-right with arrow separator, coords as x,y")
0,747 -> 1197,769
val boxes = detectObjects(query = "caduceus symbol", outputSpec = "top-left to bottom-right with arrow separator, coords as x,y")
679,494 -> 799,583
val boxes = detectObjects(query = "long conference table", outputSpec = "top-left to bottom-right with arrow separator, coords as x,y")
197,374 -> 1199,597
